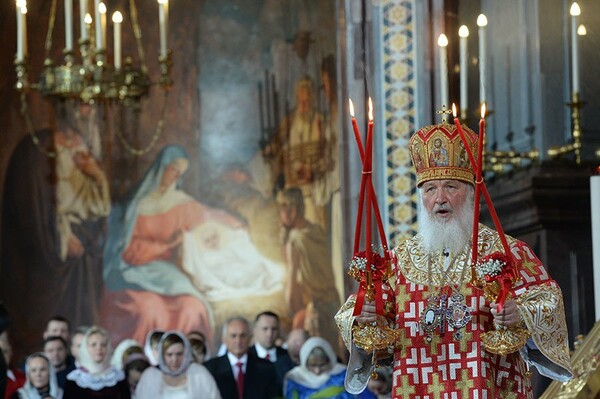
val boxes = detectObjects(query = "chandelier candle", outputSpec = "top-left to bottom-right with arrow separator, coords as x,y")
158,0 -> 169,58
459,25 -> 469,120
94,0 -> 102,50
99,2 -> 107,52
64,0 -> 73,52
477,14 -> 487,105
16,1 -> 27,62
79,0 -> 87,41
437,34 -> 449,108
112,12 -> 123,70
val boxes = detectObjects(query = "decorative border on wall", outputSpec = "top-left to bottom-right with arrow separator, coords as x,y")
380,0 -> 418,244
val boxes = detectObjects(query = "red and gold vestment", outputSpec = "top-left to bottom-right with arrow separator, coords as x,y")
336,224 -> 572,399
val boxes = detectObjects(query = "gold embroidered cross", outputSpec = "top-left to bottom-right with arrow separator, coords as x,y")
456,369 -> 474,397
394,375 -> 416,397
428,373 -> 445,399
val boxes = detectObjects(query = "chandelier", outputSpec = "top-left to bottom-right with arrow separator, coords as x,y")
14,0 -> 172,156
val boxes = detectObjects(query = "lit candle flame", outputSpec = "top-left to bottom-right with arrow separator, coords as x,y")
577,24 -> 587,35
368,97 -> 373,121
16,0 -> 26,8
477,14 -> 488,27
20,5 -> 27,13
458,25 -> 469,38
349,99 -> 355,118
481,103 -> 487,119
112,11 -> 123,23
570,2 -> 581,16
99,2 -> 106,14
85,12 -> 92,24
452,103 -> 457,118
437,34 -> 448,47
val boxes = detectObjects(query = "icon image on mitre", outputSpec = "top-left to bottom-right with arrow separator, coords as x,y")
409,123 -> 478,187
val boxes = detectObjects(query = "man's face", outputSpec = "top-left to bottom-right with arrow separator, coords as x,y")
71,333 -> 84,361
421,179 -> 470,223
224,320 -> 251,358
44,320 -> 70,342
0,332 -> 12,364
253,315 -> 279,350
44,340 -> 68,368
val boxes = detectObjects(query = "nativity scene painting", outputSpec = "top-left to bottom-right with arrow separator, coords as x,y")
0,0 -> 343,358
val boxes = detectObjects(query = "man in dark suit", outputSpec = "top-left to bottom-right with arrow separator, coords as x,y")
248,311 -> 295,387
205,316 -> 281,399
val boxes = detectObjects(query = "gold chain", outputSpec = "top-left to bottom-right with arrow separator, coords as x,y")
44,0 -> 58,59
129,0 -> 148,74
113,90 -> 169,156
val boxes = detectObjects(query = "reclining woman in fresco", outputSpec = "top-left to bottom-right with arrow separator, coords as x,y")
101,145 -> 284,346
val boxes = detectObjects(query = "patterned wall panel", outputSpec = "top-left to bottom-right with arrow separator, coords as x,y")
380,0 -> 418,244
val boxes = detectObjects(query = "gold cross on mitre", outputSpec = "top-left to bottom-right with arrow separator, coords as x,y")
436,104 -> 452,123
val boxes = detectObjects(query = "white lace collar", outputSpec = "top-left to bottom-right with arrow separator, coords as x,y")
67,367 -> 125,390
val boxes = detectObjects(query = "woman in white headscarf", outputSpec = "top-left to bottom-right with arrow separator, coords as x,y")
13,353 -> 62,399
63,326 -> 130,398
284,337 -> 354,399
135,331 -> 220,399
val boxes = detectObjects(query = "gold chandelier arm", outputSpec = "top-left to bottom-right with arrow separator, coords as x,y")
129,0 -> 148,74
114,90 -> 169,156
45,0 -> 59,60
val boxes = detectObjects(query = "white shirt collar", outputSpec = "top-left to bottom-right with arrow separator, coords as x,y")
227,352 -> 248,376
227,352 -> 248,367
254,344 -> 277,362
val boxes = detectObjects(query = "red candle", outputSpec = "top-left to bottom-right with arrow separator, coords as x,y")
349,98 -> 389,256
453,104 -> 481,267
478,106 -> 511,257
349,99 -> 366,161
453,104 -> 512,267
365,98 -> 374,288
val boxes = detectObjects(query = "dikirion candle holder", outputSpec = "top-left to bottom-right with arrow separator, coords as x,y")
474,253 -> 530,355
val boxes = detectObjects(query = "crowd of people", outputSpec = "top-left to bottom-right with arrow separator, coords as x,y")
0,310 -> 392,399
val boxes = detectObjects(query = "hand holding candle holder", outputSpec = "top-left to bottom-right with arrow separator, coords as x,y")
453,104 -> 529,355
348,98 -> 401,378
474,252 -> 530,355
348,249 -> 401,354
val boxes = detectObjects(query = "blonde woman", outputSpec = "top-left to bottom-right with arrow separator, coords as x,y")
63,326 -> 130,398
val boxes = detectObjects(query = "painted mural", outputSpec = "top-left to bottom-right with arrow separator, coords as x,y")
192,0 -> 342,350
0,0 -> 341,358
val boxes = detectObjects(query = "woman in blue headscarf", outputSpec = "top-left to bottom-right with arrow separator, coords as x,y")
100,145 -> 243,346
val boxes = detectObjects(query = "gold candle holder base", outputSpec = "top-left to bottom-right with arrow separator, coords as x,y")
352,321 -> 402,353
478,279 -> 530,355
481,324 -> 530,356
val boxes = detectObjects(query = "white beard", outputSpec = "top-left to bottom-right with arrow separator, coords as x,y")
418,192 -> 475,256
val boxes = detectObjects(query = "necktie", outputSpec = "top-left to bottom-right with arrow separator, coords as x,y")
236,361 -> 244,399
265,353 -> 271,361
